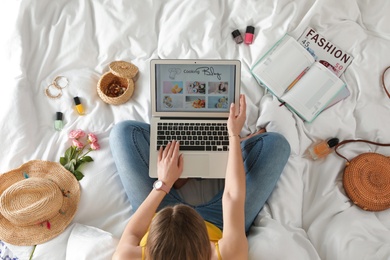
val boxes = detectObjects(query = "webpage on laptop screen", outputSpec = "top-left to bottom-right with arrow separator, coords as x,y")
156,64 -> 236,113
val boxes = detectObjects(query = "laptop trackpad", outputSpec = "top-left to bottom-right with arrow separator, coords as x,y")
182,154 -> 209,178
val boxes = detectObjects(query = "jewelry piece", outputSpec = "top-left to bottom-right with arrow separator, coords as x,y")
229,134 -> 241,138
52,76 -> 69,89
45,83 -> 62,99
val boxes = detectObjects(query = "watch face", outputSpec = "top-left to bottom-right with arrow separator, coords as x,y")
155,181 -> 162,189
153,180 -> 169,193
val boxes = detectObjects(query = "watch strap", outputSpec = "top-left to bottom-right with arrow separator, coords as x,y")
153,180 -> 170,194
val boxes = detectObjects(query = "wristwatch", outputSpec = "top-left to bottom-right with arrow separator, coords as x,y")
153,180 -> 170,194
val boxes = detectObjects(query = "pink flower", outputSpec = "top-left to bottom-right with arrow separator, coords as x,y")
68,129 -> 86,140
61,129 -> 101,181
87,133 -> 98,143
72,139 -> 84,150
90,142 -> 100,151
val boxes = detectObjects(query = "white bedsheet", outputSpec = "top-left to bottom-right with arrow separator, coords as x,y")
1,0 -> 390,259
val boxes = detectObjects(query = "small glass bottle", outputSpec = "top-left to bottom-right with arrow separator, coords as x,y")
54,112 -> 63,131
231,29 -> 243,44
73,96 -> 85,115
307,138 -> 339,160
244,25 -> 255,44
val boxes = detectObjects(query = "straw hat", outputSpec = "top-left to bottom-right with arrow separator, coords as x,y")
0,160 -> 80,246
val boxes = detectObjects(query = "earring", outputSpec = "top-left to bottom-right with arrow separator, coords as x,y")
52,76 -> 69,89
45,83 -> 63,99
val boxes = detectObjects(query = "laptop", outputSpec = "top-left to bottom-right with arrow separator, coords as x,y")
149,59 -> 241,178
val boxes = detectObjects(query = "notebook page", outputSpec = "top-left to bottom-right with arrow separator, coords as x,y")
282,62 -> 345,121
251,35 -> 314,97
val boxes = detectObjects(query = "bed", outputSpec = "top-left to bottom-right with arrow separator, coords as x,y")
1,0 -> 390,259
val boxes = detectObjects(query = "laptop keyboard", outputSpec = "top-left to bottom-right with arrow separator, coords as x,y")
157,122 -> 229,151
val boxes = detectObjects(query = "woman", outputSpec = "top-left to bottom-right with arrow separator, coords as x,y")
109,95 -> 290,259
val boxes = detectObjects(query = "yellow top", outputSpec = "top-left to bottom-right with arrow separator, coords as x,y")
140,220 -> 223,260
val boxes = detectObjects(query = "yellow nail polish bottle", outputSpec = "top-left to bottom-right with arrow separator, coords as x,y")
73,96 -> 85,115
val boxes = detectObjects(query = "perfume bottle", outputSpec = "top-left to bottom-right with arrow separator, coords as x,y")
307,138 -> 339,160
54,112 -> 63,131
73,96 -> 85,115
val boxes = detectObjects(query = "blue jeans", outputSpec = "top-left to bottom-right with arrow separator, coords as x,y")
109,120 -> 290,233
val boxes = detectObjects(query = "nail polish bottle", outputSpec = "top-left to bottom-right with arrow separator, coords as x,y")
307,138 -> 339,160
54,112 -> 63,131
73,96 -> 85,115
232,29 -> 243,44
244,26 -> 255,44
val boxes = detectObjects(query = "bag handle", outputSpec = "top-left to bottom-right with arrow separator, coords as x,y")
335,139 -> 390,163
335,67 -> 390,162
382,66 -> 390,99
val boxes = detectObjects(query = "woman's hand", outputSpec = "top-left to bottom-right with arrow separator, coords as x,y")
157,140 -> 184,188
219,94 -> 249,259
227,94 -> 246,137
114,141 -> 184,259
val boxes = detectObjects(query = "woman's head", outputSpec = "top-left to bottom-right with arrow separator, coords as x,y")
146,204 -> 211,260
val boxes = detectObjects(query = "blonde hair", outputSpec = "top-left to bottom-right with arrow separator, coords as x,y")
146,204 -> 211,260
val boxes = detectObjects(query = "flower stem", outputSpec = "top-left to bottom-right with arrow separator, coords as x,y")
79,149 -> 92,158
29,245 -> 37,260
71,146 -> 79,160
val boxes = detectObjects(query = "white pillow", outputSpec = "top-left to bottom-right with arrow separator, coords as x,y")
4,224 -> 73,260
66,224 -> 118,260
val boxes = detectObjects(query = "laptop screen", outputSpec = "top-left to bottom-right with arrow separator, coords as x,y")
152,60 -> 239,114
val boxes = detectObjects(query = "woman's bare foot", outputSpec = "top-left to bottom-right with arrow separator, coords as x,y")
240,128 -> 266,141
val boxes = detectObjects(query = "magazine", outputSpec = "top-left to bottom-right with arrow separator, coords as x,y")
297,26 -> 353,77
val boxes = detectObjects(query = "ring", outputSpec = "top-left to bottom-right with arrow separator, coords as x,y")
52,76 -> 69,89
45,83 -> 62,99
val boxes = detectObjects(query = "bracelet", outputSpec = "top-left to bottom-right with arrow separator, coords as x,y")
229,134 -> 241,138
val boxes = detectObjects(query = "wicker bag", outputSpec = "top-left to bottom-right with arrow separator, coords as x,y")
97,61 -> 139,105
335,140 -> 390,211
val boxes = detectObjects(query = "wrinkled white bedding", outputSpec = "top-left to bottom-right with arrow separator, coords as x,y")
1,0 -> 390,259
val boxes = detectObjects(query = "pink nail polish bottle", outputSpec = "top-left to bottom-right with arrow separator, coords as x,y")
244,26 -> 255,44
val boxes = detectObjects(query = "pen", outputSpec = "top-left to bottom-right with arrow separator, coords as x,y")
284,67 -> 309,94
